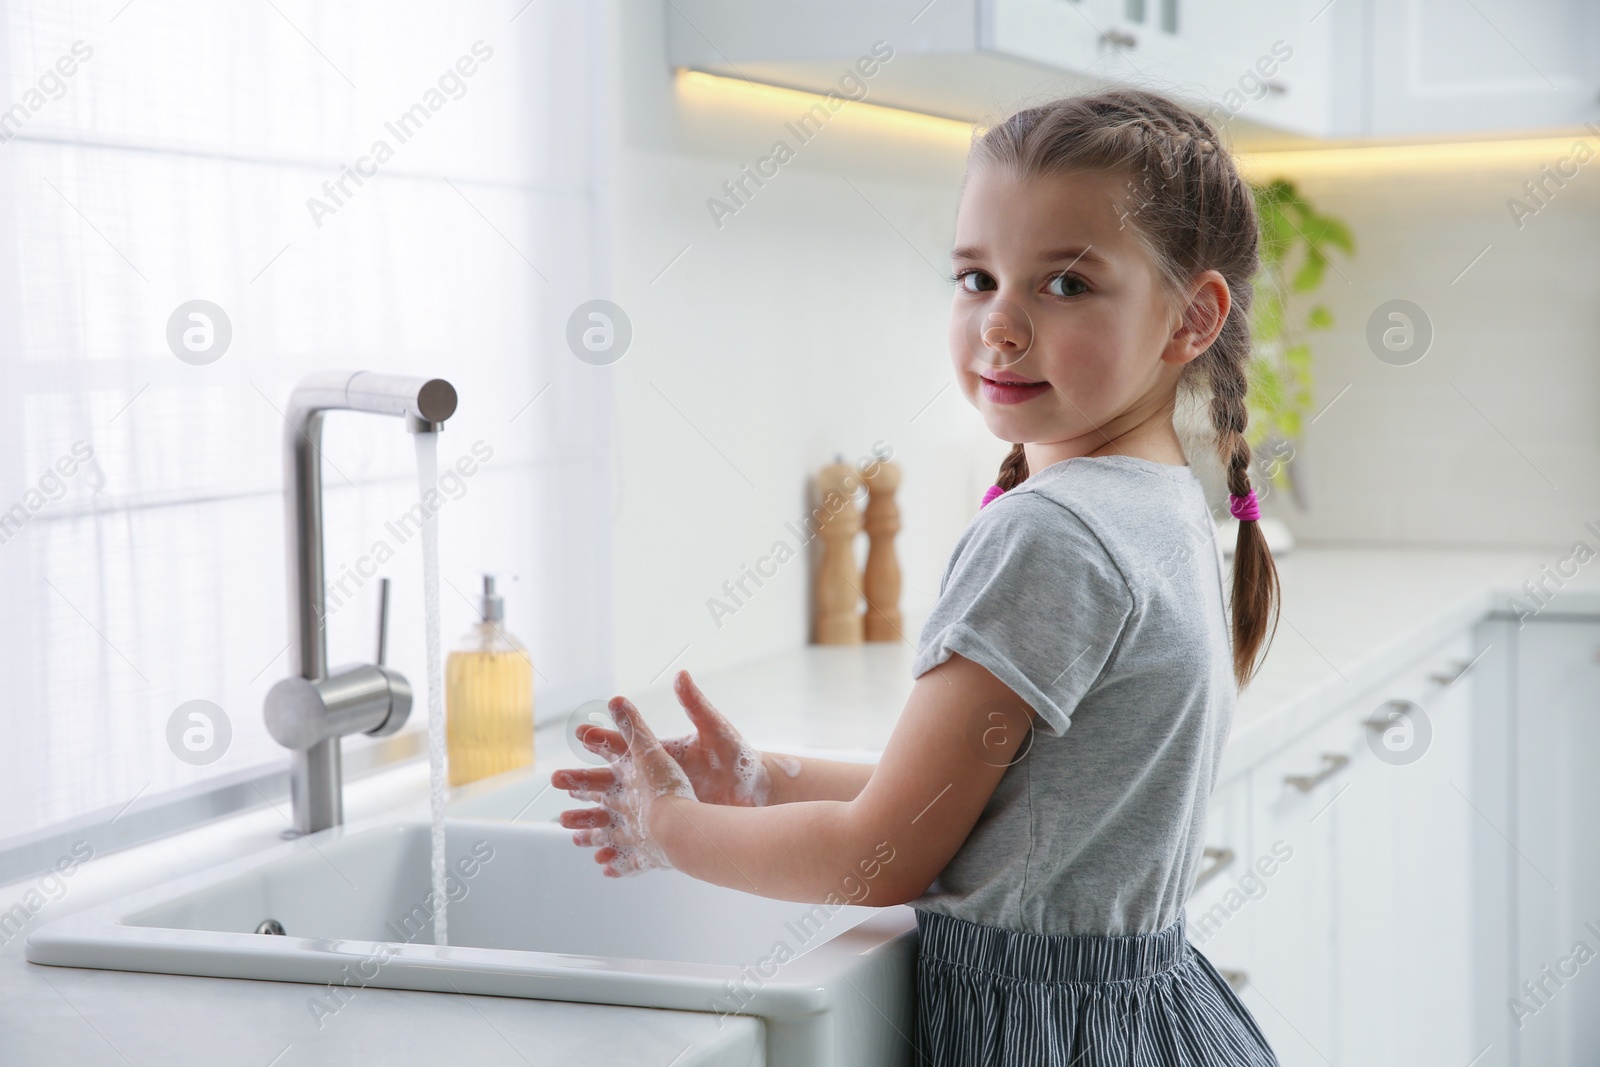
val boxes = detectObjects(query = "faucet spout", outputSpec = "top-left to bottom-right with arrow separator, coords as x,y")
270,371 -> 458,835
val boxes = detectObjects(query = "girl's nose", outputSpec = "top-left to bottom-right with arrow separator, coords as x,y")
971,298 -> 1033,367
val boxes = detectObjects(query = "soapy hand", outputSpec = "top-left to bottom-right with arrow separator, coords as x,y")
555,694 -> 696,877
558,670 -> 778,808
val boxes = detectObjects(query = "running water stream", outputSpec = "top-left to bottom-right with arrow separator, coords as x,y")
414,432 -> 449,945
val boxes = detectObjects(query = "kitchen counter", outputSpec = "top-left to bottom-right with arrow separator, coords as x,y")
3,544 -> 1595,1065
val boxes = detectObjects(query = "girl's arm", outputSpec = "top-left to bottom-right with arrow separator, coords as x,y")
759,752 -> 874,804
595,652 -> 1036,907
560,671 -> 873,807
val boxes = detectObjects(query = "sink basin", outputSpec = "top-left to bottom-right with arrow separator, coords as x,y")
27,816 -> 918,1067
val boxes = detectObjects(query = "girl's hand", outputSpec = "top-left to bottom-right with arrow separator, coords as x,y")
555,695 -> 696,877
556,670 -> 776,808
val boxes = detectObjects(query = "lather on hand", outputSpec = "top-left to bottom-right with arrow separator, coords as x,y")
554,669 -> 778,810
556,692 -> 696,877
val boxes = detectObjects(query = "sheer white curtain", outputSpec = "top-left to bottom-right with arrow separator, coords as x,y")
0,0 -> 613,841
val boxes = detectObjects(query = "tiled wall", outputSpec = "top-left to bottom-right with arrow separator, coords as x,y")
1241,149 -> 1599,550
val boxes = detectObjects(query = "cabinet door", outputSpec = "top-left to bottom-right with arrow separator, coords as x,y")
1185,771 -> 1254,987
1367,0 -> 1600,137
1335,630 -> 1479,1066
1514,618 -> 1600,1066
1249,708 -> 1355,1066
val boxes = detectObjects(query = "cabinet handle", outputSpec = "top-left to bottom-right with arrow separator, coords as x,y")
1194,845 -> 1236,889
1284,752 -> 1350,793
1100,28 -> 1138,49
1219,968 -> 1248,991
1430,657 -> 1476,687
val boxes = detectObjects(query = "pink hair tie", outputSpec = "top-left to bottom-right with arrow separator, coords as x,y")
980,484 -> 1006,509
1229,489 -> 1260,522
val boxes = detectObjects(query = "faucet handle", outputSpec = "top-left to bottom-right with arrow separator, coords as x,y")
265,664 -> 412,750
376,577 -> 391,667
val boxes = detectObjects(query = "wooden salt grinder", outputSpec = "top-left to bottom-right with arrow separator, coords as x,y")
813,459 -> 864,645
861,460 -> 903,641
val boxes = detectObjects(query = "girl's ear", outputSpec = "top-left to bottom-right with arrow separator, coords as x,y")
1168,271 -> 1231,363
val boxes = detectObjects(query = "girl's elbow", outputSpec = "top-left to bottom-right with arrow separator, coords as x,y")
833,827 -> 921,906
855,860 -> 937,908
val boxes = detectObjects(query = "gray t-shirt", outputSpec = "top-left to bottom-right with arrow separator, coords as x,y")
909,454 -> 1235,937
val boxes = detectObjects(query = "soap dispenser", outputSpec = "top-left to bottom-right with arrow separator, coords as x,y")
446,575 -> 535,787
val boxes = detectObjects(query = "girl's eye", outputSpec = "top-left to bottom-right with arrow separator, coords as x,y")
1046,273 -> 1089,298
954,269 -> 996,293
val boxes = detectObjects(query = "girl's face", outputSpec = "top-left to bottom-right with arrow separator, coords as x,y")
948,165 -> 1223,468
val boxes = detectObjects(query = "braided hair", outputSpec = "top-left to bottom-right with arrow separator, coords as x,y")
966,89 -> 1280,690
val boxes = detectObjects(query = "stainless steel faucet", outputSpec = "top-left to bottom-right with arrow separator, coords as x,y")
263,371 -> 458,835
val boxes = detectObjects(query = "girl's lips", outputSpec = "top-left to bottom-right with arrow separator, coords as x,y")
979,375 -> 1051,405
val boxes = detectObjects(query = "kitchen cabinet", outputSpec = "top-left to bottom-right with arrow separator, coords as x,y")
666,0 -> 1599,141
1333,630 -> 1477,1066
664,0 -> 1361,137
1512,617 -> 1600,1065
1246,700 -> 1345,1064
1366,0 -> 1600,138
1185,771 -> 1254,989
1190,627 -> 1488,1066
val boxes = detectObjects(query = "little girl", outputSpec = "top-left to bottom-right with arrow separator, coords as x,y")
552,88 -> 1283,1065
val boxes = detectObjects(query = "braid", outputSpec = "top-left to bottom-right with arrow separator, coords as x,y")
969,87 -> 1282,690
995,442 -> 1030,492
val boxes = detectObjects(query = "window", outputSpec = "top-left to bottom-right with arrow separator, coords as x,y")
0,0 -> 613,849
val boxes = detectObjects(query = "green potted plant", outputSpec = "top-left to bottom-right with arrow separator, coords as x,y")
1245,178 -> 1355,514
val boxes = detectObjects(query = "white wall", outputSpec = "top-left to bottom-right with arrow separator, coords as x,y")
1240,148 -> 1600,550
606,4 -> 1004,693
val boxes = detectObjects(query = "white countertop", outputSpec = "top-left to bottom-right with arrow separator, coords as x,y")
3,544 -> 1595,1065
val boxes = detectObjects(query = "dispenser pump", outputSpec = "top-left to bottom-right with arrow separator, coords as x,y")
480,575 -> 504,623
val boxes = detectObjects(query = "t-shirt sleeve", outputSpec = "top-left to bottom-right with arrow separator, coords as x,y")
911,490 -> 1134,738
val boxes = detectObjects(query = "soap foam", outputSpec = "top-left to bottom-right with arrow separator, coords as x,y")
577,727 -> 695,877
729,742 -> 772,806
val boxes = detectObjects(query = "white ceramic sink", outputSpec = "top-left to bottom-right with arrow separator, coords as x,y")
27,815 -> 917,1067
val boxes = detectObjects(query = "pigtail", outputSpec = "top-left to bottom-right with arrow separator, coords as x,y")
995,442 -> 1030,492
1208,345 -> 1282,689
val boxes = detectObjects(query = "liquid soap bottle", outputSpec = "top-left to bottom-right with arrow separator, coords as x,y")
446,575 -> 535,787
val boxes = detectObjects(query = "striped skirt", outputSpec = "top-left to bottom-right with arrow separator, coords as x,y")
912,908 -> 1279,1066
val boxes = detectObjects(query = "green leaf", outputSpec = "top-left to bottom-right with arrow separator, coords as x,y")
1254,292 -> 1285,343
1306,305 -> 1334,331
1311,214 -> 1355,254
1291,247 -> 1326,292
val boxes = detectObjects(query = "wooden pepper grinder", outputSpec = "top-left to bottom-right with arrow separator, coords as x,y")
813,457 -> 864,645
861,460 -> 903,642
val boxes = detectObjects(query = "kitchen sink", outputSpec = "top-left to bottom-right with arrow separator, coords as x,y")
27,816 -> 917,1067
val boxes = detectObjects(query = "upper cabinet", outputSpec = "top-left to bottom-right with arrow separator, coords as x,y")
666,0 -> 1600,142
1366,0 -> 1600,137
